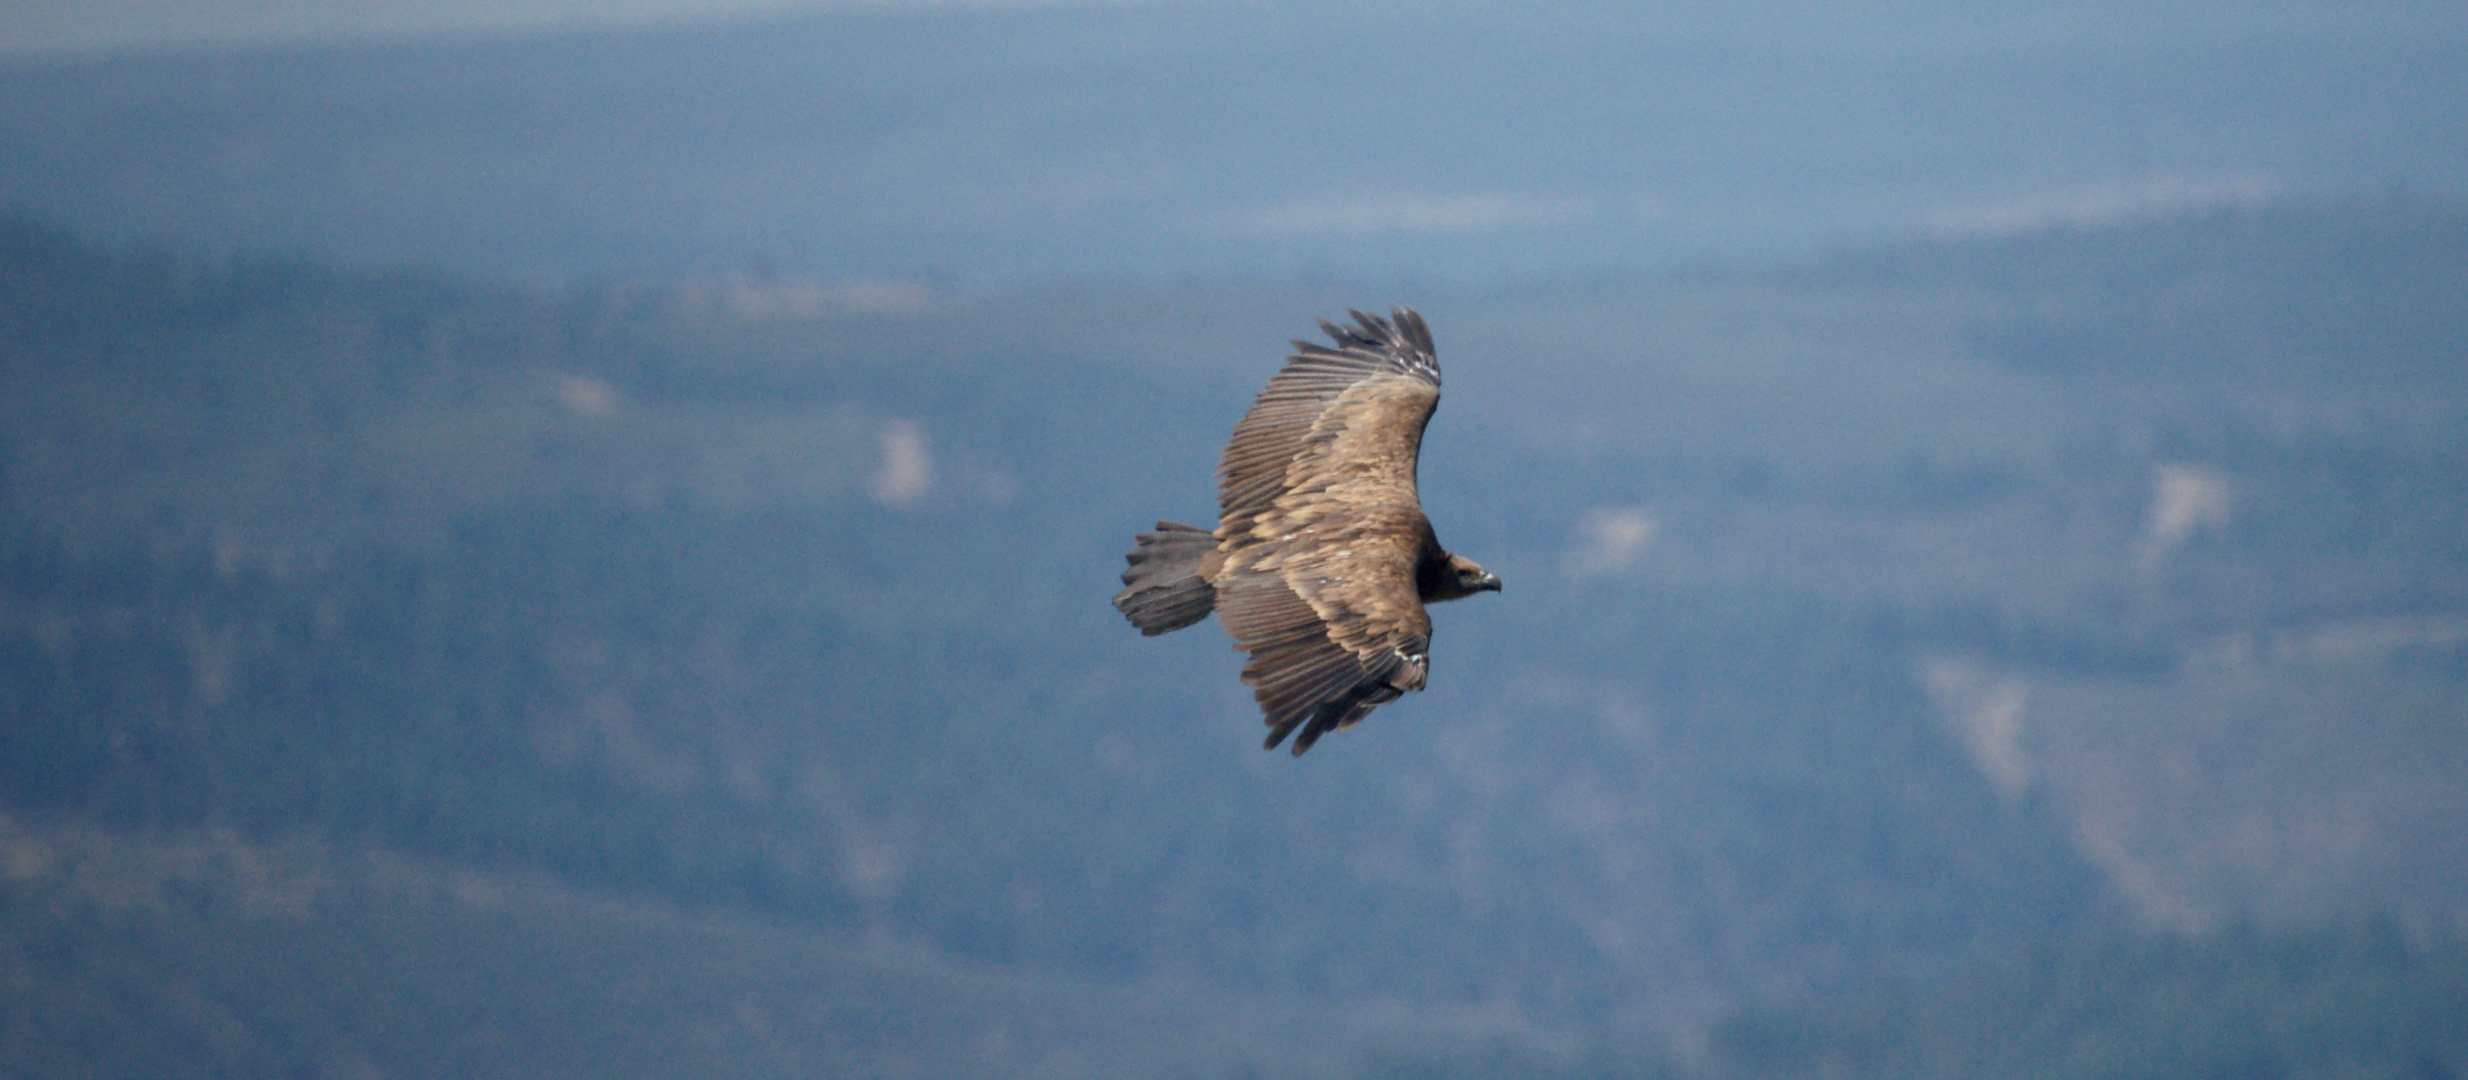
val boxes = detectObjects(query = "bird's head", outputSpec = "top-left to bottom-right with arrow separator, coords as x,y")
1430,553 -> 1503,602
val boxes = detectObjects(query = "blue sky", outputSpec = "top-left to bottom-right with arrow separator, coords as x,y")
12,0 -> 2467,58
1,0 -> 1098,56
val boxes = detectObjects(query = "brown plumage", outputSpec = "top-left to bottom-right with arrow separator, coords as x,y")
1114,307 -> 1501,755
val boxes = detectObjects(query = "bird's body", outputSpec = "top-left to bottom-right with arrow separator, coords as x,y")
1114,307 -> 1500,755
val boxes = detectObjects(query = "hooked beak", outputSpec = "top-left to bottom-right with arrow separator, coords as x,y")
1478,572 -> 1503,593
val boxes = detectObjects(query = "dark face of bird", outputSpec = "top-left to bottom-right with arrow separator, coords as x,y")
1428,553 -> 1503,603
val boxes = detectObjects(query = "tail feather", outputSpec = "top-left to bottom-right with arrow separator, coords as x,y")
1114,520 -> 1218,635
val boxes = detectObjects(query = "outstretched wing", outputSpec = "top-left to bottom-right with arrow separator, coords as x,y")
1212,307 -> 1444,754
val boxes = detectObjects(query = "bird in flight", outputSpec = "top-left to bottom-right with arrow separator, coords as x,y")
1114,307 -> 1501,755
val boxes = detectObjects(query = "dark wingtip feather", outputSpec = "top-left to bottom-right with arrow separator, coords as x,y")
1290,704 -> 1339,755
1392,306 -> 1434,356
1299,305 -> 1438,385
1263,718 -> 1303,752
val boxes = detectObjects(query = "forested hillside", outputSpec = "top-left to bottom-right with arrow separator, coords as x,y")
3,199 -> 2464,1073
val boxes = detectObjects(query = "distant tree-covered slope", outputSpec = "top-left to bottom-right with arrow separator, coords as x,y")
0,818 -> 1416,1080
1817,196 -> 2468,384
1354,922 -> 2468,1080
3,200 -> 2464,1059
1701,921 -> 2468,1080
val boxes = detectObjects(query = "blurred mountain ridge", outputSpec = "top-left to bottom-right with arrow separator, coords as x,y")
1,0 -> 2463,283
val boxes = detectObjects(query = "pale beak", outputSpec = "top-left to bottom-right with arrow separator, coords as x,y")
1479,572 -> 1502,592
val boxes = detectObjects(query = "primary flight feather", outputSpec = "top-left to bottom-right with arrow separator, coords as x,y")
1113,307 -> 1501,756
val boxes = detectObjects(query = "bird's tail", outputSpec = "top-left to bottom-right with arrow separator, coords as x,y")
1114,520 -> 1217,635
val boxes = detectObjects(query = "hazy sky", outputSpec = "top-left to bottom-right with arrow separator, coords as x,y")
0,0 -> 1110,57
11,0 -> 2467,59
17,0 -> 2468,62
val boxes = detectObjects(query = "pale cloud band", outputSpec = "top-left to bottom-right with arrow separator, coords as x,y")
1228,192 -> 1606,239
1922,175 -> 2278,238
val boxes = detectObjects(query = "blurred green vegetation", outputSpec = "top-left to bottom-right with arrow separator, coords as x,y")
0,827 -> 1332,1080
2,199 -> 2465,1073
1353,922 -> 2468,1080
5,824 -> 2454,1080
1701,921 -> 2468,1080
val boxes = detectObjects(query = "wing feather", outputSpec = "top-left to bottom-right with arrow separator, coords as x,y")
1216,308 -> 1441,540
1209,307 -> 1447,754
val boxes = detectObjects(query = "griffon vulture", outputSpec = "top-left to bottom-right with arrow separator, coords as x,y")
1113,307 -> 1501,755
